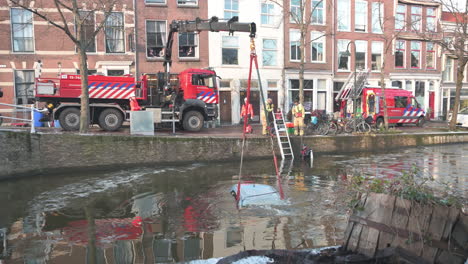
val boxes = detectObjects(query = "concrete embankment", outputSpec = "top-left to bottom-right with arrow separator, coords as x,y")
1,131 -> 467,180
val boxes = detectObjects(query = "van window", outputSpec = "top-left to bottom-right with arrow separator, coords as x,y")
411,97 -> 421,108
192,74 -> 216,88
395,96 -> 408,108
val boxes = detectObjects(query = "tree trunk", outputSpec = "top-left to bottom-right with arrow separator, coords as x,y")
449,59 -> 467,130
78,46 -> 89,133
380,60 -> 389,130
85,202 -> 97,264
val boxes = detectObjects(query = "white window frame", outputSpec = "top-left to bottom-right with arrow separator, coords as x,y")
338,39 -> 350,71
290,0 -> 302,23
395,40 -> 406,68
104,12 -> 125,54
262,38 -> 277,66
410,41 -> 421,68
224,0 -> 239,19
261,2 -> 275,25
145,0 -> 166,4
145,20 -> 167,59
443,56 -> 453,82
177,0 -> 198,7
289,29 -> 301,62
371,41 -> 383,72
311,0 -> 325,25
426,42 -> 436,70
178,32 -> 199,60
371,2 -> 383,34
395,4 -> 406,31
411,6 -> 422,32
426,7 -> 436,32
311,32 -> 325,63
10,8 -> 35,53
222,35 -> 239,65
337,0 -> 350,31
76,11 -> 97,53
354,0 -> 368,32
355,40 -> 367,70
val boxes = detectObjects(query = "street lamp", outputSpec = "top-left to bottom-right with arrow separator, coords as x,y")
343,41 -> 357,115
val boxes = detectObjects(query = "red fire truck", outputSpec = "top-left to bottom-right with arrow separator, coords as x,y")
35,17 -> 256,131
357,87 -> 426,127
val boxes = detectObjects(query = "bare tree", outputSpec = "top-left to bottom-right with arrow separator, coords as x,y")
268,0 -> 328,107
9,0 -> 118,133
418,0 -> 468,130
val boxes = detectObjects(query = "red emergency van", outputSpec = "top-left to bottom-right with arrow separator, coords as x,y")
344,87 -> 426,127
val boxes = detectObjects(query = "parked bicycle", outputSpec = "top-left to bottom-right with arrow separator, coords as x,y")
305,111 -> 332,135
344,115 -> 372,133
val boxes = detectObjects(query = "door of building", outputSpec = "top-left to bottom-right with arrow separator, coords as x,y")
429,91 -> 435,119
240,90 -> 260,123
219,91 -> 231,123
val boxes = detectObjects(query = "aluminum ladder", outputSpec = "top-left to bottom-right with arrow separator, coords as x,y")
272,111 -> 294,160
335,69 -> 370,101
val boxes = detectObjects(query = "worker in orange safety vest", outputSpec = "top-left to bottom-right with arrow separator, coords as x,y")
292,99 -> 305,136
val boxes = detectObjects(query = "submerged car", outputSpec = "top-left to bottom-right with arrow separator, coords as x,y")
230,183 -> 284,208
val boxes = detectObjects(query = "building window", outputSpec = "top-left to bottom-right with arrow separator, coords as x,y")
11,8 -> 34,52
317,79 -> 327,110
312,0 -> 324,25
261,3 -> 274,25
107,69 -> 125,76
443,57 -> 453,82
411,6 -> 422,32
290,79 -> 313,112
338,39 -> 350,70
426,8 -> 436,32
395,4 -> 406,31
337,0 -> 350,31
290,30 -> 301,61
262,39 -> 277,66
311,32 -> 325,62
371,41 -> 383,71
290,0 -> 302,23
105,12 -> 124,53
355,40 -> 367,70
179,33 -> 197,58
395,40 -> 405,68
225,0 -> 239,19
426,42 -> 435,69
177,0 -> 198,6
14,70 -> 35,104
146,21 -> 166,58
146,0 -> 166,4
222,36 -> 238,65
410,41 -> 420,68
355,1 -> 367,32
371,2 -> 383,33
76,11 -> 96,52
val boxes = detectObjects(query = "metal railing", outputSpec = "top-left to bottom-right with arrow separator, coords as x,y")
0,103 -> 36,133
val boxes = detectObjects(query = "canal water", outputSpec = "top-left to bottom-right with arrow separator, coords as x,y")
0,144 -> 466,263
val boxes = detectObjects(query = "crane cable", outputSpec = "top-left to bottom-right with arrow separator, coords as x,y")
236,38 -> 283,202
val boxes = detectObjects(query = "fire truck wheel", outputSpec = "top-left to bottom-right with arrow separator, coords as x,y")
183,111 -> 204,131
98,108 -> 123,131
59,108 -> 80,131
416,116 -> 425,127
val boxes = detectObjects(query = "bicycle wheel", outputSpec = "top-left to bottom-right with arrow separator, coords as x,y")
358,122 -> 372,133
319,123 -> 330,135
328,122 -> 338,135
344,120 -> 355,133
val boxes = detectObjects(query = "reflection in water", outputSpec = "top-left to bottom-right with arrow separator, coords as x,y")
0,144 -> 466,263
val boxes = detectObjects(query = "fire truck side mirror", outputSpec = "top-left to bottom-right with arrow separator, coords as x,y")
0,89 -> 3,98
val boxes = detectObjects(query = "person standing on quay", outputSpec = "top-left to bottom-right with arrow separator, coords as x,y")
292,99 -> 305,136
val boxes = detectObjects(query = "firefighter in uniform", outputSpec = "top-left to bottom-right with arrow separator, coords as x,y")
241,97 -> 254,133
261,98 -> 274,135
292,99 -> 305,136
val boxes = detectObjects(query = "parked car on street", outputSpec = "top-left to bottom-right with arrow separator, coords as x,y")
455,107 -> 468,128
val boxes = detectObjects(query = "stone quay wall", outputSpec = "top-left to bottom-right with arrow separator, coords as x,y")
1,131 -> 467,180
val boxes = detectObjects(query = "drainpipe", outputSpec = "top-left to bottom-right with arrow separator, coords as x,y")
133,0 -> 139,81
